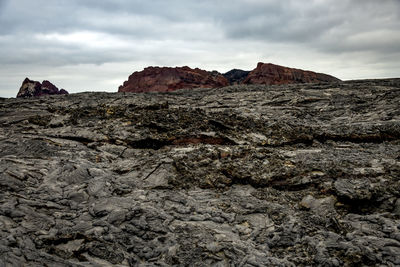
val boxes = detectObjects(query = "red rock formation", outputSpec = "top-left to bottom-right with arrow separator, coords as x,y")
17,78 -> 68,98
242,63 -> 341,85
118,66 -> 229,93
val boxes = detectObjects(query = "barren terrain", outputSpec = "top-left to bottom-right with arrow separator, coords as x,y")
1,79 -> 400,266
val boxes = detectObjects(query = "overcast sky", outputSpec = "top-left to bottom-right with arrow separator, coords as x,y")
0,0 -> 399,97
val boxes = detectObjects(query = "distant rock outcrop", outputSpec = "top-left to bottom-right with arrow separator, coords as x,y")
223,69 -> 250,85
242,62 -> 341,85
17,78 -> 68,98
118,66 -> 229,93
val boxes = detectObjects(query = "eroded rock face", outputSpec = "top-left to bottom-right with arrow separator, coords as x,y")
118,63 -> 340,93
17,78 -> 69,98
118,66 -> 229,93
243,62 -> 341,85
1,79 -> 400,266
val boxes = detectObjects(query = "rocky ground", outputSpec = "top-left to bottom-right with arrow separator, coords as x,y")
1,79 -> 400,266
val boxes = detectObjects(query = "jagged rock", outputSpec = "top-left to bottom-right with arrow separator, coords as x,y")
1,78 -> 400,266
223,69 -> 250,84
242,62 -> 341,85
300,195 -> 336,214
118,66 -> 229,93
334,178 -> 373,201
394,199 -> 400,216
16,78 -> 68,98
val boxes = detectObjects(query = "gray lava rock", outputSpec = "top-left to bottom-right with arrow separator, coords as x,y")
334,178 -> 373,201
0,79 -> 400,266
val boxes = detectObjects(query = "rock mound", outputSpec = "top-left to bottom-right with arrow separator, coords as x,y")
242,62 -> 341,85
223,69 -> 250,84
118,66 -> 229,93
17,78 -> 68,98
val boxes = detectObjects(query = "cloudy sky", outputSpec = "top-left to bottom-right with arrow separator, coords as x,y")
0,0 -> 399,97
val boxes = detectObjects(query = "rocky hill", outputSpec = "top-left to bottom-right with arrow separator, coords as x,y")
223,69 -> 250,84
17,78 -> 68,98
1,79 -> 400,266
242,63 -> 341,85
118,66 -> 229,93
118,63 -> 340,93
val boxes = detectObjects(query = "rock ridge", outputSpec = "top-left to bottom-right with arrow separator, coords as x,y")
119,63 -> 341,93
242,62 -> 341,85
118,66 -> 229,93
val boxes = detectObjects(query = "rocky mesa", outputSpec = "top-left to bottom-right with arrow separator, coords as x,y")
118,66 -> 229,93
118,63 -> 340,93
242,62 -> 341,85
17,78 -> 68,98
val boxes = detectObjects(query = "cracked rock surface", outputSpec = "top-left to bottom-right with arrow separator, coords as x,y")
1,79 -> 400,266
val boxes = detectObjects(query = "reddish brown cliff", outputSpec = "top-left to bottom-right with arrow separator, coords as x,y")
118,66 -> 229,93
242,63 -> 341,85
17,78 -> 68,98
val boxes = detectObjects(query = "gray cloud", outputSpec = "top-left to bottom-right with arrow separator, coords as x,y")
220,1 -> 400,52
0,0 -> 399,97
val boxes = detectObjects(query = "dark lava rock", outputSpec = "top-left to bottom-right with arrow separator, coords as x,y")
223,69 -> 250,84
118,66 -> 229,93
243,62 -> 341,85
17,78 -> 69,98
1,78 -> 400,266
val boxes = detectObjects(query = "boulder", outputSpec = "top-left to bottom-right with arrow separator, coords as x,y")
17,78 -> 68,98
242,62 -> 341,85
118,66 -> 229,93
